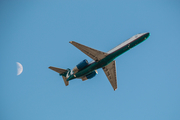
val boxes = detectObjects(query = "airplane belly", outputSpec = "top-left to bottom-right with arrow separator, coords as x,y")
75,62 -> 98,78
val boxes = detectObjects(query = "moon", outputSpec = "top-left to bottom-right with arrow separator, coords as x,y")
16,62 -> 23,75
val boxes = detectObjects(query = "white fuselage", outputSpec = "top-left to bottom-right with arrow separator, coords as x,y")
107,33 -> 147,54
89,32 -> 148,64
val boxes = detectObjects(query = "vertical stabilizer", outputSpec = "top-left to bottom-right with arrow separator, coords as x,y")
62,76 -> 69,86
49,66 -> 69,86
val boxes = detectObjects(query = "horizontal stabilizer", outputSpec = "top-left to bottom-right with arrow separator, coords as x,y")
49,66 -> 67,75
49,66 -> 69,86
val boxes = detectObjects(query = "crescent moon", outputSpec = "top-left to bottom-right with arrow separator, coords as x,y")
16,62 -> 23,75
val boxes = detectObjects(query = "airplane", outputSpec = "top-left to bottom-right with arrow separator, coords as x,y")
49,32 -> 150,91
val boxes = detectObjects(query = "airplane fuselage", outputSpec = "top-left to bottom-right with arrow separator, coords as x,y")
67,32 -> 150,81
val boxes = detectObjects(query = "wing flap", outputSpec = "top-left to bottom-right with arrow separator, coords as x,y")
102,60 -> 117,91
69,41 -> 107,61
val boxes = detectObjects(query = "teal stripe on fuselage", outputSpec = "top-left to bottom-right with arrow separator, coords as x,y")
67,33 -> 150,81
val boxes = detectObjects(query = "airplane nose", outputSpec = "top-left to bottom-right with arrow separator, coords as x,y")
144,32 -> 150,38
146,32 -> 150,36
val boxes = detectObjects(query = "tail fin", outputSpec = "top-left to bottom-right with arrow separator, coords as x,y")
62,76 -> 69,86
49,66 -> 69,86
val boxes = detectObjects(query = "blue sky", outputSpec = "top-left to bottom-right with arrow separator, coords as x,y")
0,1 -> 180,120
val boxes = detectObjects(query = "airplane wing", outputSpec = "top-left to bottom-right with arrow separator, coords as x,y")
69,41 -> 107,61
102,60 -> 117,91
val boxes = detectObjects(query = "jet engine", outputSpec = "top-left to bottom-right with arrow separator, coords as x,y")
72,59 -> 89,74
81,70 -> 98,81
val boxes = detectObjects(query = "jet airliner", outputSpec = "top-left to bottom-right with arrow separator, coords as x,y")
49,32 -> 150,90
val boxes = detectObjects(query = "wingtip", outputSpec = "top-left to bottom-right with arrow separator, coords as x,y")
69,41 -> 73,43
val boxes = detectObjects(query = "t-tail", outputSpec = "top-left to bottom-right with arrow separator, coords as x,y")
49,66 -> 71,86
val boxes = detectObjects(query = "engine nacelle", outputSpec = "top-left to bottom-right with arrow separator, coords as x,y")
81,70 -> 98,81
72,59 -> 88,73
